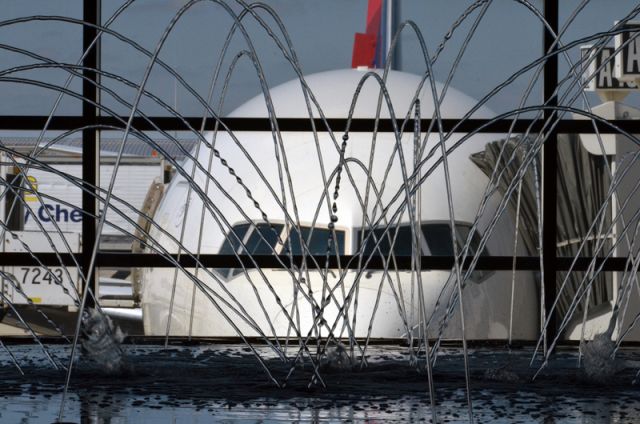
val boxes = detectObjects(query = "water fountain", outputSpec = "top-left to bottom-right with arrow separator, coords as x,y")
0,1 -> 639,422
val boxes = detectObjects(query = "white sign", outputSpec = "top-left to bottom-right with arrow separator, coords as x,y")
614,22 -> 640,82
2,231 -> 80,306
582,46 -> 637,91
8,266 -> 78,306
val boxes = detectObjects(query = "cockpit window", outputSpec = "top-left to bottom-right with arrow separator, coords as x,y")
244,223 -> 285,255
359,225 -> 413,257
219,223 -> 251,255
217,223 -> 283,279
421,223 -> 453,256
285,227 -> 345,256
422,223 -> 488,257
217,223 -> 345,280
422,222 -> 490,282
455,224 -> 485,257
356,222 -> 490,282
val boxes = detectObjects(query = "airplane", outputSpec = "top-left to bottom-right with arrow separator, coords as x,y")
139,68 -> 539,341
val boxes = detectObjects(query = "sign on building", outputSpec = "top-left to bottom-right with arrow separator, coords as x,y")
614,22 -> 640,82
582,46 -> 637,91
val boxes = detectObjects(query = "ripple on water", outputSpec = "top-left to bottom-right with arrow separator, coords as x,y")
0,345 -> 638,423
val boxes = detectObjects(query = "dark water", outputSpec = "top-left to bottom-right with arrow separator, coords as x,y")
0,344 -> 638,423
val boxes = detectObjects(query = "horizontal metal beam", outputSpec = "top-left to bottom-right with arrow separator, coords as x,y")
0,252 -> 635,272
1,334 -> 639,347
2,116 -> 640,134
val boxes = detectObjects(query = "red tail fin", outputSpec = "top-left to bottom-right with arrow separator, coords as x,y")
352,33 -> 377,68
352,0 -> 383,68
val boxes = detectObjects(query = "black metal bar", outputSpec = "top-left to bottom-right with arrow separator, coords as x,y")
82,0 -> 100,308
0,252 -> 634,272
3,334 -> 640,347
3,116 -> 640,134
93,253 -> 542,270
93,254 -> 639,272
543,0 -> 559,342
0,253 -> 82,267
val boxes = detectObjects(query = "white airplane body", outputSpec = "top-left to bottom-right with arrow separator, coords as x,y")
140,69 -> 539,340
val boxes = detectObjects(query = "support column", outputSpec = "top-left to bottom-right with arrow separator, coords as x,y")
82,0 -> 101,308
542,0 -> 559,342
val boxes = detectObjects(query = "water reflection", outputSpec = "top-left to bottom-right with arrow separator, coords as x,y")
79,392 -> 125,424
0,389 -> 637,423
0,346 -> 638,423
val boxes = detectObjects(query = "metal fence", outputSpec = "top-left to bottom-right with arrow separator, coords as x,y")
2,0 -> 640,342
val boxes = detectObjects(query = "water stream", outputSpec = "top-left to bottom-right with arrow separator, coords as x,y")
0,1 -> 640,422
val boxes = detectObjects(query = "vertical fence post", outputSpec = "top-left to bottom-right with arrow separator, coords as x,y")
82,0 -> 101,309
542,0 -> 559,343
